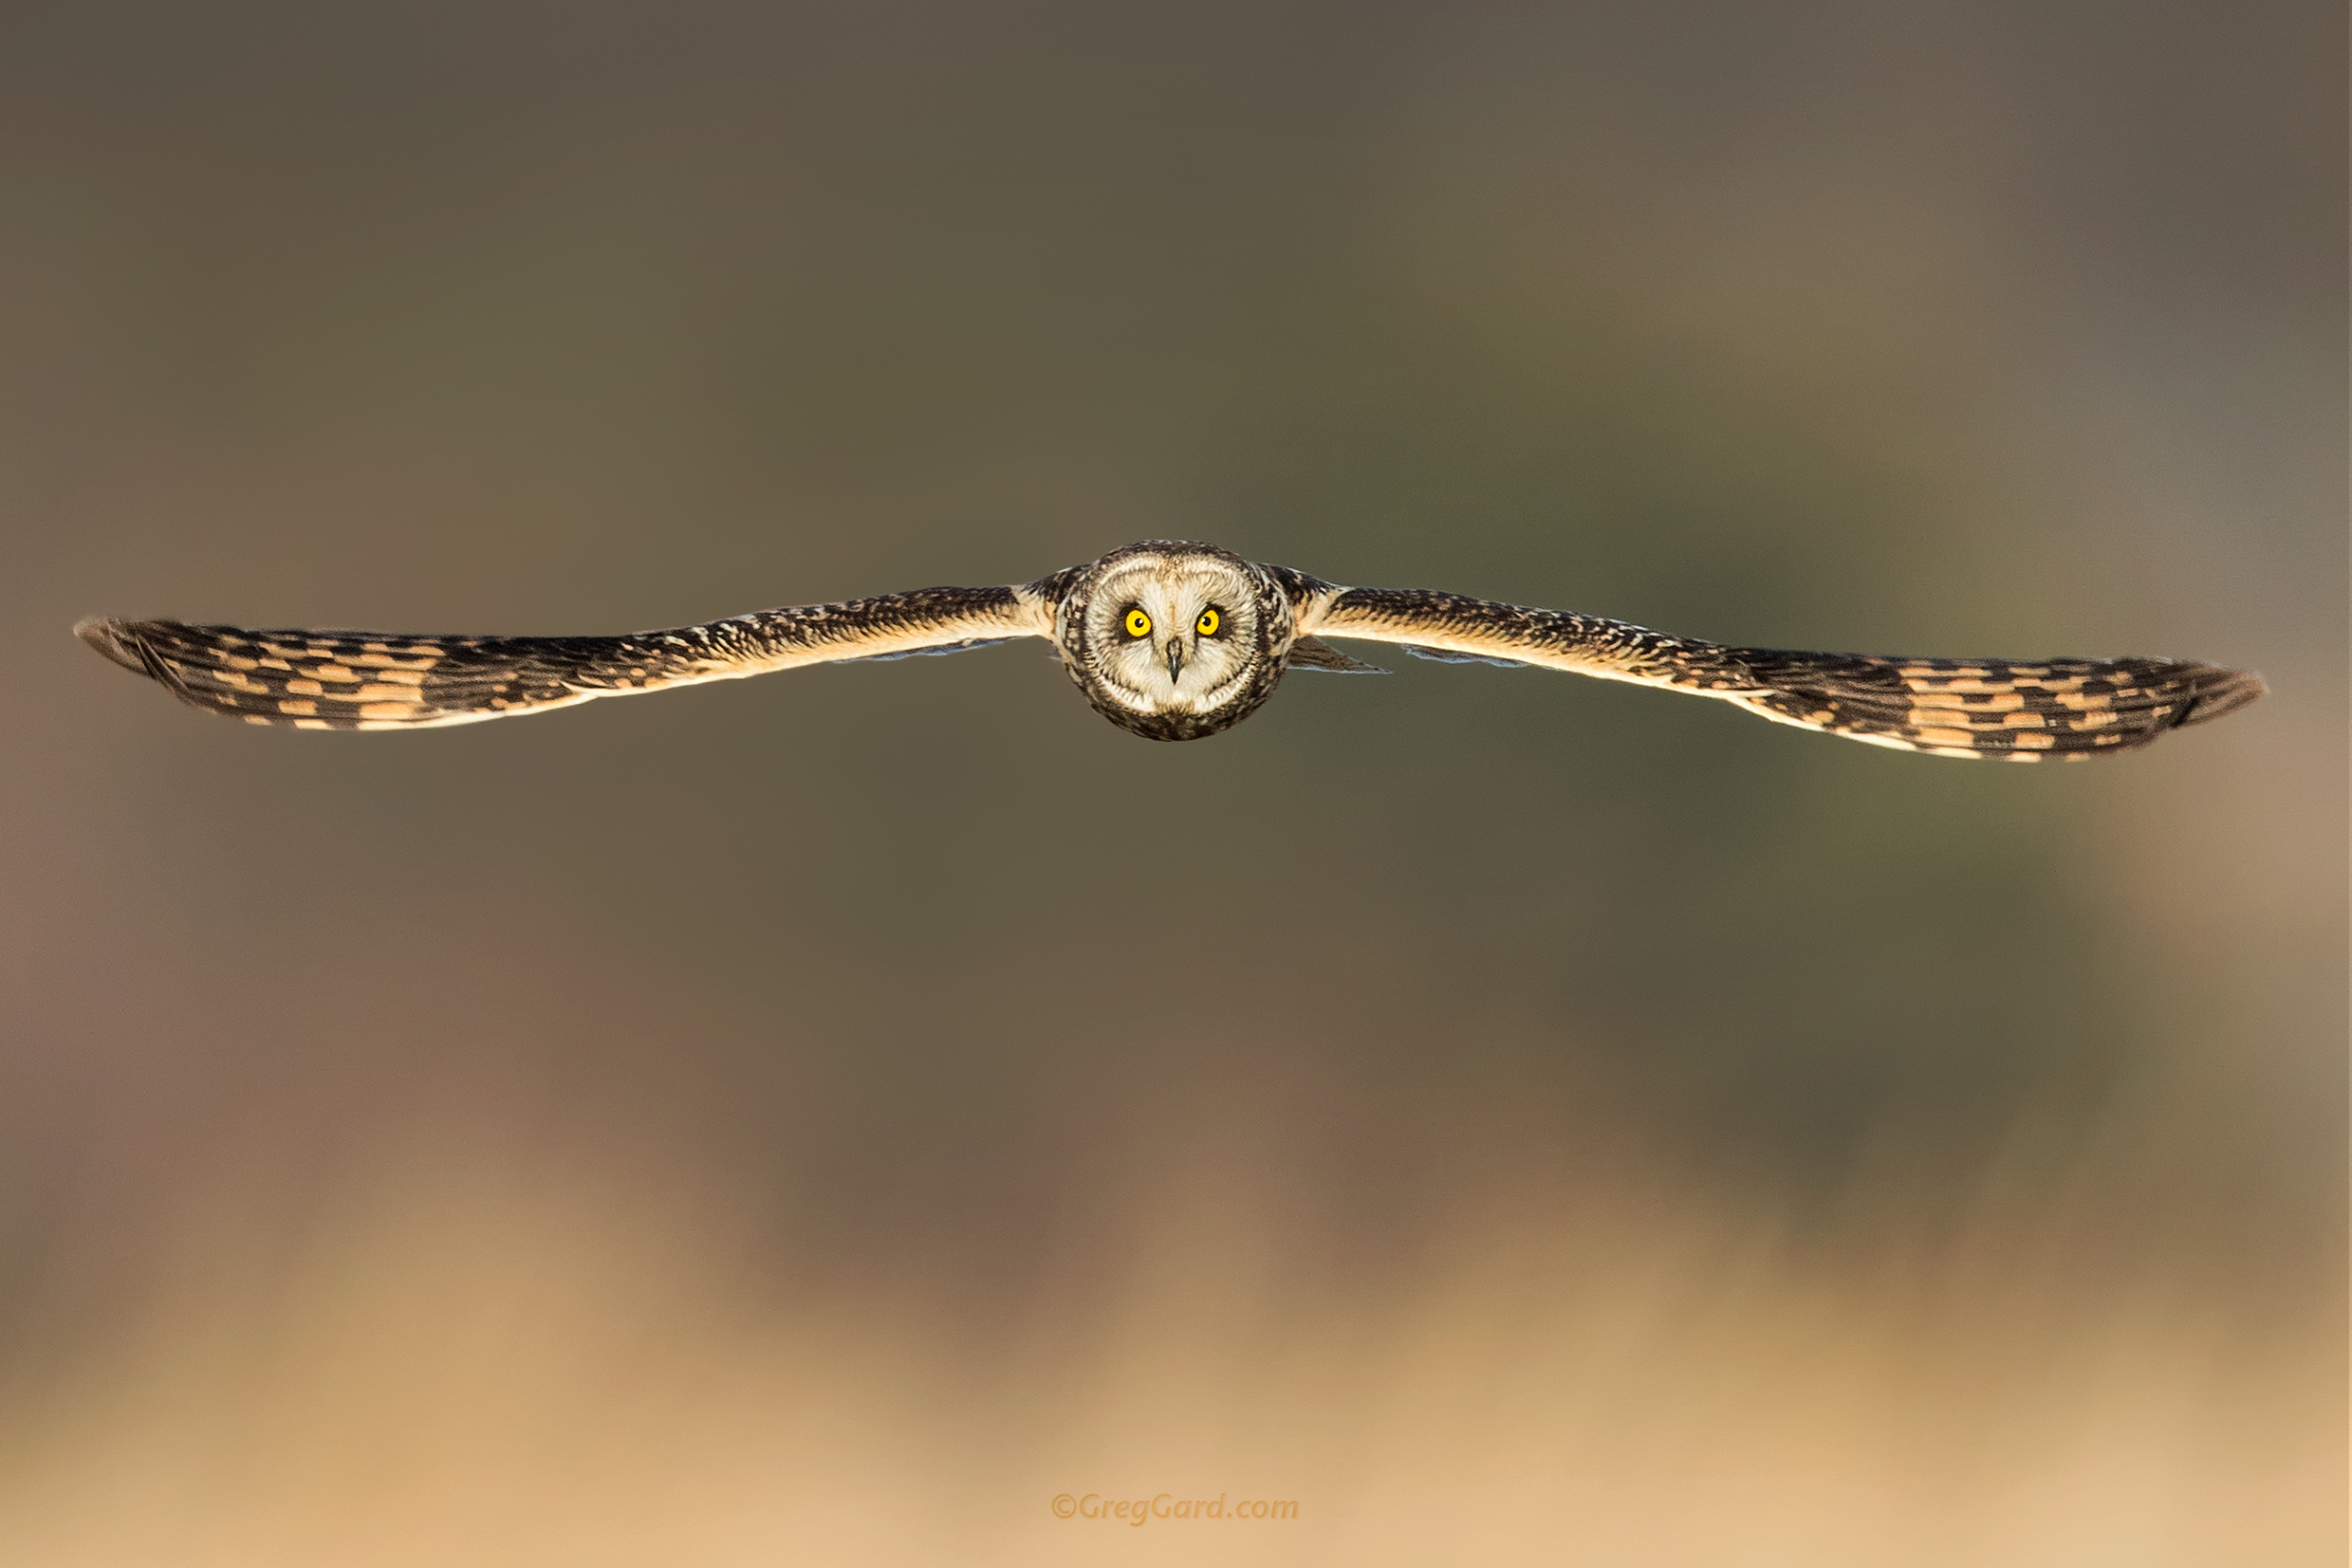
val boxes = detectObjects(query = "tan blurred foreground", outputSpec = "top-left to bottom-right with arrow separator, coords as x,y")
0,1114 -> 2329,1567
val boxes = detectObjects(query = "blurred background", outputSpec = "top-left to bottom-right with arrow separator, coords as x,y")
0,1 -> 2341,1562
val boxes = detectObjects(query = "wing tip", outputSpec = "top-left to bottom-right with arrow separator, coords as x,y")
76,616 -> 227,716
2174,665 -> 2265,729
76,615 -> 154,673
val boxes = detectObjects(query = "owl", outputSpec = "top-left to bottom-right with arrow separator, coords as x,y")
76,540 -> 2262,760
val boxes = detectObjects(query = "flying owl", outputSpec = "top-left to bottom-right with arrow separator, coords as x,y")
75,540 -> 2263,759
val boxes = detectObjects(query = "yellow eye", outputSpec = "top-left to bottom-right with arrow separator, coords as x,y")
1123,608 -> 1153,638
1195,607 -> 1221,636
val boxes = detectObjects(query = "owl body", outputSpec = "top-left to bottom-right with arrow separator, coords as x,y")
76,540 -> 2263,762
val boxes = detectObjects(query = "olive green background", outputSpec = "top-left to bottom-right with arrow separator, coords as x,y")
0,2 -> 2342,1562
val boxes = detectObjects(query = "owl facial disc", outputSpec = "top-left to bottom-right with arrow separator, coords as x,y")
1055,542 -> 1297,742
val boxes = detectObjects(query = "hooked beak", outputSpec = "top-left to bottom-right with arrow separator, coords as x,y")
1164,638 -> 1186,684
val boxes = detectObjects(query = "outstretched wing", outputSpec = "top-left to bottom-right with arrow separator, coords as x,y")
77,585 -> 1052,730
1303,586 -> 2263,761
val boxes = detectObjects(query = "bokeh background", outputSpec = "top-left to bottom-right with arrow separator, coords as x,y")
0,2 -> 2342,1562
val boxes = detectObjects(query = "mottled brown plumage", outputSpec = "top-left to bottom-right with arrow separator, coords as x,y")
75,587 -> 1037,730
76,541 -> 2263,758
1309,587 -> 2265,760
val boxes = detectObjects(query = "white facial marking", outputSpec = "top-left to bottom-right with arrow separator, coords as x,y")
1083,553 -> 1262,716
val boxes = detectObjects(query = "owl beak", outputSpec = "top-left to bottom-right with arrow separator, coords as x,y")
1165,639 -> 1185,684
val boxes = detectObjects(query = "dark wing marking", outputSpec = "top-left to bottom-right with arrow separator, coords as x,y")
1285,636 -> 1388,673
76,585 -> 1051,730
1306,586 -> 2263,761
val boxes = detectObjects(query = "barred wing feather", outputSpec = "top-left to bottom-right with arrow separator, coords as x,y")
75,586 -> 1048,731
1307,587 -> 2263,761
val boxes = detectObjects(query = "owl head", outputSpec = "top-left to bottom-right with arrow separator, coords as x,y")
1056,542 -> 1297,740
